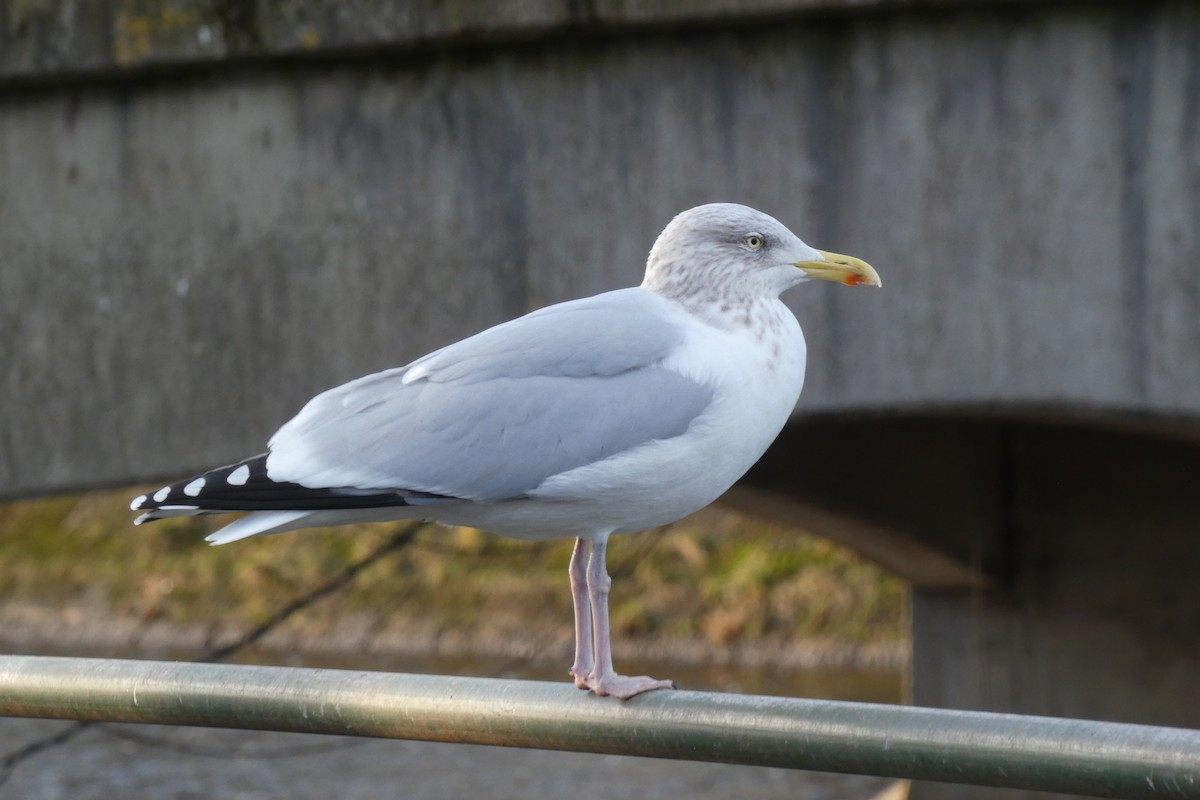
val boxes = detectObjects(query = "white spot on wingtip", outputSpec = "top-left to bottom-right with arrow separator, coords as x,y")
131,495 -> 147,510
227,465 -> 250,486
153,487 -> 171,502
183,477 -> 206,497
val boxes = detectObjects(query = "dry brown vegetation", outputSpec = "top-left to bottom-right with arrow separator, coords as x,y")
0,487 -> 906,654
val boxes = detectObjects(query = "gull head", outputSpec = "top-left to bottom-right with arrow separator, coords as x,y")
641,203 -> 880,305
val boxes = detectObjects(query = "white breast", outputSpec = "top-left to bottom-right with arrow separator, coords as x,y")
513,297 -> 807,537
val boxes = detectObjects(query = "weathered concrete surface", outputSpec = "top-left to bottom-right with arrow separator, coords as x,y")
3,0 -> 1198,498
0,0 -> 1076,80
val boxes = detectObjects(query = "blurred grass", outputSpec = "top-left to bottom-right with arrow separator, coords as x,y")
0,486 -> 907,649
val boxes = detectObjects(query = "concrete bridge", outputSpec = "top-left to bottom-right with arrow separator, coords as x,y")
3,2 -> 1198,796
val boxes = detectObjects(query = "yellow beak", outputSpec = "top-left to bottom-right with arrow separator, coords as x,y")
794,250 -> 881,287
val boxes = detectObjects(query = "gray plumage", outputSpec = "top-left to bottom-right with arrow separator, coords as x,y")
266,289 -> 714,500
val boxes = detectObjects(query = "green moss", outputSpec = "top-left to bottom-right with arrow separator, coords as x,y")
0,488 -> 906,647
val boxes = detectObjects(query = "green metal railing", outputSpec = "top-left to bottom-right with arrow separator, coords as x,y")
2,656 -> 1198,798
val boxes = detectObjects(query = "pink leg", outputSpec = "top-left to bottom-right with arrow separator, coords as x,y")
568,538 -> 594,689
583,537 -> 675,700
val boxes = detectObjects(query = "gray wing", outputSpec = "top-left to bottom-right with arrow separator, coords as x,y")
265,289 -> 715,500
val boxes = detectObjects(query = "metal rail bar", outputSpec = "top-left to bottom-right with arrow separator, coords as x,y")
2,656 -> 1198,798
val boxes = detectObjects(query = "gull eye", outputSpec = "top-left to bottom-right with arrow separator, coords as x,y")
743,233 -> 766,250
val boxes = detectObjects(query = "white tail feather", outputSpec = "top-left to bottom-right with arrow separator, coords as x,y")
205,511 -> 313,545
204,507 -> 415,545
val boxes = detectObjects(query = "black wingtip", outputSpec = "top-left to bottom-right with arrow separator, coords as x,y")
131,453 -> 448,515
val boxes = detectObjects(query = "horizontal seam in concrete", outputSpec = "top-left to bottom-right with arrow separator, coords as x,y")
0,0 -> 1156,89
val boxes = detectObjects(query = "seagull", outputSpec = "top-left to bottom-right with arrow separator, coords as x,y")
131,203 -> 880,699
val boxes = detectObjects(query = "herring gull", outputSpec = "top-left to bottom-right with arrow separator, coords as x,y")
131,203 -> 880,699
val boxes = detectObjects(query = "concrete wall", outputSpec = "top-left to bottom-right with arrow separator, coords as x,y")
3,0 -> 1198,498
0,0 -> 1061,78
